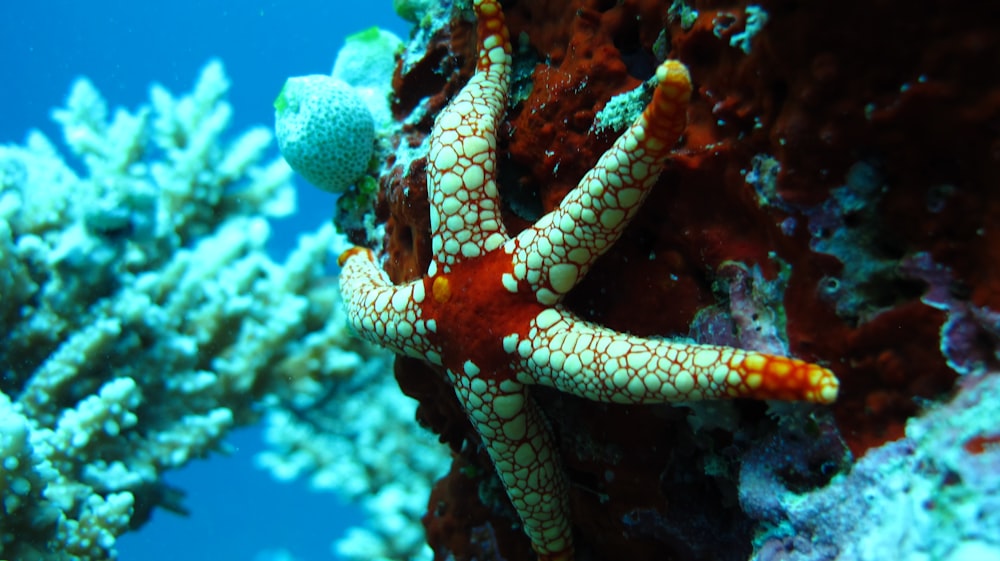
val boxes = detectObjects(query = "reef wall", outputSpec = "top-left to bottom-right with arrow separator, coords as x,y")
341,0 -> 999,559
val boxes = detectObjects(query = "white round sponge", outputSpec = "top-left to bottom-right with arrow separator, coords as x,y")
274,76 -> 374,193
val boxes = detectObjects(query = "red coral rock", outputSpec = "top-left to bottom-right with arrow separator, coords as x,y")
376,0 -> 999,558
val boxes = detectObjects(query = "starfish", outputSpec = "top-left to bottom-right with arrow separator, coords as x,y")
337,0 -> 840,558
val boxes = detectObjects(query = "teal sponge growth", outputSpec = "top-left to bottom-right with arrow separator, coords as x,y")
274,76 -> 374,193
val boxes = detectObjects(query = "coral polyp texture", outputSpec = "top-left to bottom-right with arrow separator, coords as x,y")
275,74 -> 375,194
312,0 -> 1000,559
0,61 -> 386,560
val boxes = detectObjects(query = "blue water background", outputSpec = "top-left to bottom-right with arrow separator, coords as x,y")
0,2 -> 411,560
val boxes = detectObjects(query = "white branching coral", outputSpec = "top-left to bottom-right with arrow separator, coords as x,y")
256,354 -> 449,561
0,60 -> 376,561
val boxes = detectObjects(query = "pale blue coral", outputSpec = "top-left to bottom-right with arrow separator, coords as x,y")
0,61 -> 376,560
730,5 -> 769,55
741,373 -> 1000,561
256,349 -> 449,561
332,27 -> 403,129
274,75 -> 375,194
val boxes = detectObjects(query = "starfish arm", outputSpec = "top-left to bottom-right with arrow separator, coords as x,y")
449,372 -> 573,560
512,61 -> 692,305
338,247 -> 443,364
427,0 -> 512,275
509,308 -> 840,404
